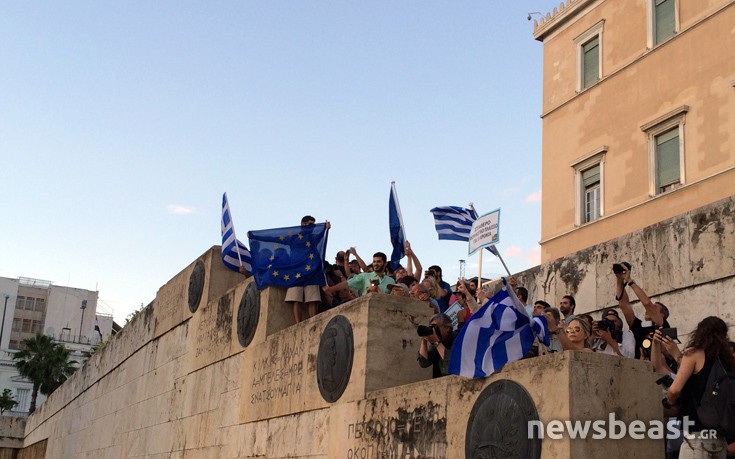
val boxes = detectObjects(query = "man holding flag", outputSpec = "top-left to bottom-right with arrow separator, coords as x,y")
448,278 -> 549,378
248,215 -> 330,324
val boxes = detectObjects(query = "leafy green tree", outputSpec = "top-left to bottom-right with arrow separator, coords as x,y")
0,389 -> 18,414
13,334 -> 77,413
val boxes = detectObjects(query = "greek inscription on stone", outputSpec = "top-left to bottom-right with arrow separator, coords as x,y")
249,340 -> 305,404
344,403 -> 447,459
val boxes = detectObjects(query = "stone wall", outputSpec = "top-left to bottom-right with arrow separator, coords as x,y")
510,195 -> 735,337
9,243 -> 670,458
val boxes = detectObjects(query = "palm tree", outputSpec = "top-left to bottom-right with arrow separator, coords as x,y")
13,334 -> 77,413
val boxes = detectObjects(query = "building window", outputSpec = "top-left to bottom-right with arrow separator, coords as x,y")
34,298 -> 45,312
575,21 -> 604,92
9,340 -> 19,350
642,106 -> 688,195
15,389 -> 29,413
21,319 -> 31,333
582,165 -> 601,223
649,0 -> 677,47
654,128 -> 681,192
573,147 -> 607,226
12,319 -> 21,332
15,296 -> 26,310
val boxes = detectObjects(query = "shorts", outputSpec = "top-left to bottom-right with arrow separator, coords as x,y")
285,285 -> 322,303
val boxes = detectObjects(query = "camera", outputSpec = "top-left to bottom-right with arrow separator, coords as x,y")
417,324 -> 438,337
597,318 -> 623,343
597,318 -> 616,332
660,327 -> 678,340
612,261 -> 632,275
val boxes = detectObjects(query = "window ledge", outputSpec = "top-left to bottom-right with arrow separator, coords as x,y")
641,105 -> 689,131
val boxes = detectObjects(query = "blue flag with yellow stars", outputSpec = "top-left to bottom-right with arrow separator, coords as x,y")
248,223 -> 329,290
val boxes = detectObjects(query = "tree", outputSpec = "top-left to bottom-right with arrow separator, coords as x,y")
0,389 -> 18,414
13,334 -> 77,413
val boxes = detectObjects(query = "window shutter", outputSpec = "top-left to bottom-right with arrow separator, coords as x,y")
582,165 -> 600,188
656,128 -> 680,188
582,36 -> 599,88
655,0 -> 675,44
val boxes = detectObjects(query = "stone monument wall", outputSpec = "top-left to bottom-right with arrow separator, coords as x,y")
14,192 -> 731,458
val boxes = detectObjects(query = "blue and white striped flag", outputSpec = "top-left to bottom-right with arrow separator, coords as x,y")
221,193 -> 252,273
448,278 -> 548,378
430,206 -> 499,256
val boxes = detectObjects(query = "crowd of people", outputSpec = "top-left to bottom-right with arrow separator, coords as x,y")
264,217 -> 733,458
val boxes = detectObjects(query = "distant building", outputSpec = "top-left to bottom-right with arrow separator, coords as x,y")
533,0 -> 735,261
0,276 -> 116,415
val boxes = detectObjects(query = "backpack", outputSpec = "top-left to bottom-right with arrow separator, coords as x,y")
696,359 -> 735,440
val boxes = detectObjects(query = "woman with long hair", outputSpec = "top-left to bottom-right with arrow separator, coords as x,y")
558,318 -> 594,352
665,316 -> 735,459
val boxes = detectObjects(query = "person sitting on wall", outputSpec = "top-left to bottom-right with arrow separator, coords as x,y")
614,262 -> 671,359
417,313 -> 456,378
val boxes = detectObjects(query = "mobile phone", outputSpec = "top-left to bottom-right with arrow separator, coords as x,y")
655,375 -> 674,387
370,279 -> 379,287
660,328 -> 678,340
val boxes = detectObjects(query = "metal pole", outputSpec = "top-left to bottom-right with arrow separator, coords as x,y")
79,300 -> 87,343
0,295 -> 8,349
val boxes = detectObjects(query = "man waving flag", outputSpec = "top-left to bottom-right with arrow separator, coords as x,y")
449,278 -> 548,378
221,193 -> 252,274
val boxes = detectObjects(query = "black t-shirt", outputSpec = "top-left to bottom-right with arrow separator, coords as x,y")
631,317 -> 670,359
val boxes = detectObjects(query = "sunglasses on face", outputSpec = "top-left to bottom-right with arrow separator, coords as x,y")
566,326 -> 582,333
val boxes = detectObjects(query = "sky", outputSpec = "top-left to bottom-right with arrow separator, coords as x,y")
1,1 -> 563,325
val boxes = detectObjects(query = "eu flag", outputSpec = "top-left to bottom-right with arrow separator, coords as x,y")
248,223 -> 329,290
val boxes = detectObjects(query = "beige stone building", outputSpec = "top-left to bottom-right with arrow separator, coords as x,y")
534,0 -> 735,262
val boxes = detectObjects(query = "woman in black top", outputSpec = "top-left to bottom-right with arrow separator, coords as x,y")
666,316 -> 735,459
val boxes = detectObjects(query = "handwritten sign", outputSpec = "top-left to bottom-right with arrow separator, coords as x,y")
468,209 -> 500,255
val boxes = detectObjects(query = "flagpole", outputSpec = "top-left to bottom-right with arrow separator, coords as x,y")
225,192 -> 244,268
469,203 -> 483,288
494,250 -> 512,277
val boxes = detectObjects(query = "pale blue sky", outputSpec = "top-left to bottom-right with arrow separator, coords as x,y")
1,1 -> 561,323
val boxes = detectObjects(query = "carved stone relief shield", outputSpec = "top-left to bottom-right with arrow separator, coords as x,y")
236,281 -> 260,348
465,379 -> 541,459
188,260 -> 205,313
316,315 -> 354,403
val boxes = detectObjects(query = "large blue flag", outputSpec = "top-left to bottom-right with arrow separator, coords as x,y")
389,182 -> 406,270
221,193 -> 253,273
449,278 -> 548,378
430,205 -> 499,256
248,223 -> 329,290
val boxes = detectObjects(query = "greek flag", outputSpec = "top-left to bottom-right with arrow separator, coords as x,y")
448,278 -> 548,378
221,193 -> 252,273
430,206 -> 499,256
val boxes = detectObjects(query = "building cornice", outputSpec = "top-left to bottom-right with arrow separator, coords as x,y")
533,0 -> 598,41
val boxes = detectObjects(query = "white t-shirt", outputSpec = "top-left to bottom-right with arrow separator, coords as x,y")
592,330 -> 635,358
